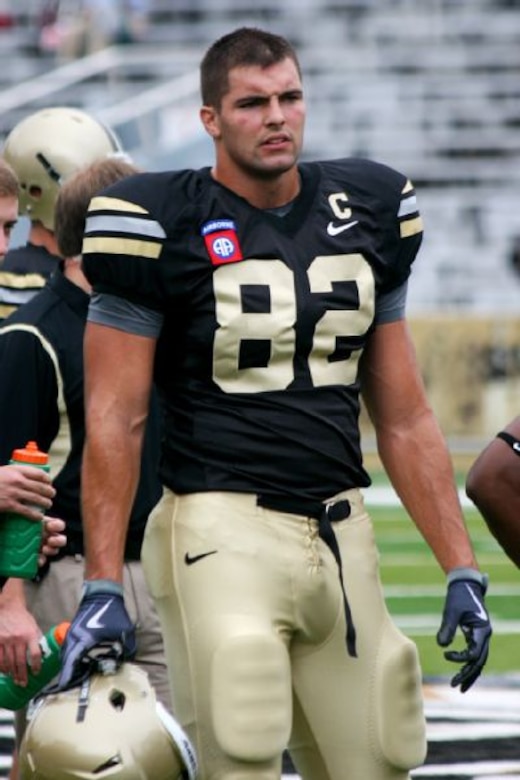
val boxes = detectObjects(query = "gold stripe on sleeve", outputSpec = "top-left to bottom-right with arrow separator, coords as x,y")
400,216 -> 423,238
89,196 -> 148,214
83,235 -> 162,259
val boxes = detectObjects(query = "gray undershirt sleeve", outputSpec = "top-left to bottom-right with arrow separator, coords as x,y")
88,293 -> 164,338
374,280 -> 408,325
88,280 -> 407,339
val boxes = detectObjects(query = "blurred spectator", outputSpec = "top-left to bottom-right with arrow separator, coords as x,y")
0,0 -> 13,29
48,0 -> 150,59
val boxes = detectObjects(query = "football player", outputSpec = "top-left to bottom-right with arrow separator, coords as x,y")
0,158 -> 65,574
0,107 -> 124,321
60,27 -> 492,780
466,415 -> 520,568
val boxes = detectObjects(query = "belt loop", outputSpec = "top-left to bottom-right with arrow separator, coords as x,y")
321,503 -> 357,658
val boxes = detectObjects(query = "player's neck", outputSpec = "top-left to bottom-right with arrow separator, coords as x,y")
211,165 -> 300,210
28,221 -> 61,257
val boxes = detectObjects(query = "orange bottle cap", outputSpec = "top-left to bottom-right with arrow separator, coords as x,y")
11,441 -> 48,465
53,622 -> 71,645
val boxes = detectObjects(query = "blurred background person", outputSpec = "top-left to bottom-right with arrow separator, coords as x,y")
0,106 -> 126,323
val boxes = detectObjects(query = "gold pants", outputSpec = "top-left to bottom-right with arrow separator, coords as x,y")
142,489 -> 427,780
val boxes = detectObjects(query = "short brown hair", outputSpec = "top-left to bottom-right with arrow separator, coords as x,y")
200,27 -> 301,109
0,158 -> 19,199
54,157 -> 138,257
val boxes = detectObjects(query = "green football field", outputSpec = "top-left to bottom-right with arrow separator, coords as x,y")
367,479 -> 520,679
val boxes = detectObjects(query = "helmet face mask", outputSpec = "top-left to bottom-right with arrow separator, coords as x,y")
3,107 -> 125,231
19,663 -> 198,780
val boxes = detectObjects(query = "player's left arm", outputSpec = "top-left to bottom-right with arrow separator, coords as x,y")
466,416 -> 520,568
360,318 -> 492,691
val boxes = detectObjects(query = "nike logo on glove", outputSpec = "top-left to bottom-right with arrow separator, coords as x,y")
86,599 -> 114,629
184,551 -> 218,566
465,584 -> 488,620
327,220 -> 359,236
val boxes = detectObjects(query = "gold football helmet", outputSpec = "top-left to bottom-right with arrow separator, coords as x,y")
19,663 -> 198,780
3,106 -> 125,230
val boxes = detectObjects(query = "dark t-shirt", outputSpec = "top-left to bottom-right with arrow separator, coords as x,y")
0,268 -> 162,559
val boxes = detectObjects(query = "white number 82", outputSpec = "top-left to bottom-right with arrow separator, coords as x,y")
213,253 -> 375,394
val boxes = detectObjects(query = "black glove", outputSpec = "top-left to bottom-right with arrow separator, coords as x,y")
437,568 -> 492,693
57,580 -> 137,691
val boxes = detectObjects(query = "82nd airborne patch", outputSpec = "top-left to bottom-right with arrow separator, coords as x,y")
201,219 -> 243,266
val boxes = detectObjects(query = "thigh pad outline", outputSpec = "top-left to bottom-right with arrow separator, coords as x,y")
211,633 -> 292,762
372,626 -> 427,770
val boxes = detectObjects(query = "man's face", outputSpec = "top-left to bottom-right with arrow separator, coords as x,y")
0,194 -> 18,261
204,57 -> 306,179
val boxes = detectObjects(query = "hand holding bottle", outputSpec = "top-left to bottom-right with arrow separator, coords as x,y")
0,442 -> 52,579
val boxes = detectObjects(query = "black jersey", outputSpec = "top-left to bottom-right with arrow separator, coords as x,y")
0,243 -> 60,322
82,157 -> 423,503
0,269 -> 162,560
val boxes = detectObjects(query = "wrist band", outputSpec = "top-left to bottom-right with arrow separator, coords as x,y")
496,431 -> 520,456
447,567 -> 488,591
82,579 -> 124,598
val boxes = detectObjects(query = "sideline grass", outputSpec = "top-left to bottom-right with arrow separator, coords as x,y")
369,499 -> 520,678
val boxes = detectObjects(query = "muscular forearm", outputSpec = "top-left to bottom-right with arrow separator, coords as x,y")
377,409 -> 478,574
82,323 -> 154,583
82,420 -> 143,583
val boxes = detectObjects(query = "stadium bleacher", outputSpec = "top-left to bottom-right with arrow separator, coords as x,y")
2,0 -> 520,313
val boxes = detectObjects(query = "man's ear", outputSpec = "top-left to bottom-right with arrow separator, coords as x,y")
200,106 -> 220,139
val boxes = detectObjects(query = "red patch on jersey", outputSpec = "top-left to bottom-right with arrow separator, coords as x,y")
201,220 -> 243,266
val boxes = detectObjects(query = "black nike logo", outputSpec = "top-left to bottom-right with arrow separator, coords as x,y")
184,550 -> 218,566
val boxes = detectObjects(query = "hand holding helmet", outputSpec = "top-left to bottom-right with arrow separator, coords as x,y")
19,663 -> 198,779
57,580 -> 137,692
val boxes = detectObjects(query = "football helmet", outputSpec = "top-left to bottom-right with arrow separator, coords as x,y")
3,106 -> 124,230
19,663 -> 198,780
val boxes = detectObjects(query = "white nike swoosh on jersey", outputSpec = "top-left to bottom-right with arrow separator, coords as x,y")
86,599 -> 114,629
326,220 -> 359,236
465,584 -> 488,620
513,442 -> 520,453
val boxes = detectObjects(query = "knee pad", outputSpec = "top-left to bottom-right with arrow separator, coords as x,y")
373,628 -> 427,770
211,633 -> 291,762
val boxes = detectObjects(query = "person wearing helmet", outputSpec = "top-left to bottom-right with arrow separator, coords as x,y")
0,106 -> 124,322
18,663 -> 197,780
0,156 -> 170,780
0,158 -> 66,570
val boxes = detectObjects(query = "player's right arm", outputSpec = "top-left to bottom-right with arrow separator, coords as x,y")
58,320 -> 156,690
81,320 -> 156,583
466,416 -> 520,568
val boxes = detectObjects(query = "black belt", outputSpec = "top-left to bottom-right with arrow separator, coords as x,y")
257,494 -> 357,658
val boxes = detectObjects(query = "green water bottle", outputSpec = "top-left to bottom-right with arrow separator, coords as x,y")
0,441 -> 50,580
0,622 -> 70,710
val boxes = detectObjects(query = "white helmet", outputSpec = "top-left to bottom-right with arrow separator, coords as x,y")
3,106 -> 124,230
19,663 -> 198,780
